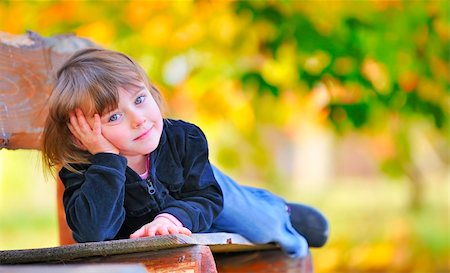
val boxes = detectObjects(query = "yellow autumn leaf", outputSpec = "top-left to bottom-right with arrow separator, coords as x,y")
125,0 -> 169,29
303,50 -> 331,76
361,58 -> 391,94
170,21 -> 204,50
333,56 -> 356,76
141,15 -> 173,47
209,12 -> 239,45
37,1 -> 78,29
417,78 -> 445,106
76,21 -> 115,46
1,2 -> 26,34
261,43 -> 298,88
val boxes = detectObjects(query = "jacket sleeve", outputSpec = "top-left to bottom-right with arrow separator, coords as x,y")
160,124 -> 223,232
59,153 -> 127,242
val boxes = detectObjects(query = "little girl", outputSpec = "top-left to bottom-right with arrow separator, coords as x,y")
42,48 -> 328,258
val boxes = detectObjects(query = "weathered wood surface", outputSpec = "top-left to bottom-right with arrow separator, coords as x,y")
0,247 -> 215,273
215,249 -> 313,273
0,31 -> 96,150
0,264 -> 148,273
0,233 -> 274,264
65,245 -> 217,273
0,232 -> 312,272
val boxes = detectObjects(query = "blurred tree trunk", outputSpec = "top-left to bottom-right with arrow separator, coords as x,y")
406,164 -> 424,210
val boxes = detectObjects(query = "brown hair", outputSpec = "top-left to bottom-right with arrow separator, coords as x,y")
42,48 -> 165,174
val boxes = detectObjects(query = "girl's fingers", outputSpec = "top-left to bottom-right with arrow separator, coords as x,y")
69,110 -> 89,137
68,111 -> 90,140
130,225 -> 156,238
156,226 -> 170,236
179,227 -> 192,236
130,226 -> 146,239
70,109 -> 99,138
167,226 -> 178,235
166,226 -> 191,236
92,114 -> 102,135
67,109 -> 117,155
67,123 -> 86,150
75,109 -> 93,132
68,119 -> 83,140
130,224 -> 191,239
68,113 -> 80,132
67,122 -> 76,135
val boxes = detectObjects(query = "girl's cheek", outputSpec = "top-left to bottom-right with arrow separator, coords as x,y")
102,129 -> 120,143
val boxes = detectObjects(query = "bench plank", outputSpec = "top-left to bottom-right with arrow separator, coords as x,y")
0,233 -> 273,264
0,264 -> 148,273
215,249 -> 313,273
66,246 -> 217,273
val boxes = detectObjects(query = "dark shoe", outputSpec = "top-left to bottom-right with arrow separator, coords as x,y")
287,203 -> 329,247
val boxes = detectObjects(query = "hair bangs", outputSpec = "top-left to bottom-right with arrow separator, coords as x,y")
87,63 -> 144,115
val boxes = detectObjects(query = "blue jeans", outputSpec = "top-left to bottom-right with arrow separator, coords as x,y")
208,166 -> 308,258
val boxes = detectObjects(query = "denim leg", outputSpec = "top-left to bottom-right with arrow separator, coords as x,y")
208,165 -> 308,258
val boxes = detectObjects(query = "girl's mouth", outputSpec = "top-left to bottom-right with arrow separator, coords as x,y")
134,128 -> 151,141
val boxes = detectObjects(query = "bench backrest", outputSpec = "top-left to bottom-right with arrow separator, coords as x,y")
0,31 -> 95,245
0,31 -> 95,150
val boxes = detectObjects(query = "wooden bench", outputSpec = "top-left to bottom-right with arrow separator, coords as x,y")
0,31 -> 313,273
0,233 -> 312,272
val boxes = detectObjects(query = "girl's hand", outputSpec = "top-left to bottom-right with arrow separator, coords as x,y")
129,217 -> 192,238
68,108 -> 119,155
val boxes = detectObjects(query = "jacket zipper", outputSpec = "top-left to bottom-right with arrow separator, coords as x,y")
145,176 -> 161,211
146,178 -> 156,195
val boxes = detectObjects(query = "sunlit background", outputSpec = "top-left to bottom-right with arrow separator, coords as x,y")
0,1 -> 448,272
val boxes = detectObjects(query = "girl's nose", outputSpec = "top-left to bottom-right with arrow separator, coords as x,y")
130,111 -> 145,128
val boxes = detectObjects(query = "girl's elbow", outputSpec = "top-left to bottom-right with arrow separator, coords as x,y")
73,227 -> 115,243
69,216 -> 122,242
68,207 -> 125,242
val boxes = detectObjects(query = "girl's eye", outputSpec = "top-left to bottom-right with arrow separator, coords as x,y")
135,95 -> 145,105
108,113 -> 122,122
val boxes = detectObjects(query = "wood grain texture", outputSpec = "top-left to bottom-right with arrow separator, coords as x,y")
0,31 -> 96,150
0,232 -> 312,272
0,232 -> 273,264
215,249 -> 313,273
0,264 -> 148,273
0,246 -> 217,273
70,245 -> 217,273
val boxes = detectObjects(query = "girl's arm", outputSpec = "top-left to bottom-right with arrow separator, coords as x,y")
160,162 -> 223,233
60,153 -> 127,242
159,122 -> 223,232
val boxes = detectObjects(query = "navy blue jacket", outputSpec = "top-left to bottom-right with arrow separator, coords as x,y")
59,119 -> 223,243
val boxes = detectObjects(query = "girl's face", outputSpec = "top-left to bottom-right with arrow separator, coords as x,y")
98,84 -> 163,157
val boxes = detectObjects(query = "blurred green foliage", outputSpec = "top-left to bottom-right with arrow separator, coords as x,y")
0,1 -> 448,272
1,1 -> 447,192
